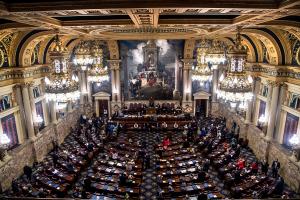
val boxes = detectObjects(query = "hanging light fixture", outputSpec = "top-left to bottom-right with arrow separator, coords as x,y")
217,29 -> 253,107
73,40 -> 93,71
192,40 -> 212,85
206,39 -> 226,69
87,42 -> 109,83
45,35 -> 80,103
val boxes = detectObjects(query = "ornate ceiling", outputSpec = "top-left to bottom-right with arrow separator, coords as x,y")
0,0 -> 298,71
0,0 -> 299,39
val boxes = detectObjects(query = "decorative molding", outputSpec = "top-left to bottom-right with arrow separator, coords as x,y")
246,63 -> 300,84
0,65 -> 50,87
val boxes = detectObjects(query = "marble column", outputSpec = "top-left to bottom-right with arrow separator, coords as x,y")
13,85 -> 26,142
252,78 -> 261,123
111,69 -> 116,102
274,83 -> 287,141
80,70 -> 87,104
40,79 -> 50,126
50,100 -> 57,123
0,118 -> 3,135
79,71 -> 84,104
28,84 -> 37,123
173,54 -> 180,99
245,100 -> 252,123
115,68 -> 121,102
67,100 -> 73,112
87,81 -> 92,104
108,59 -> 121,104
42,99 -> 50,126
21,84 -> 35,139
212,66 -> 218,102
95,99 -> 99,117
266,82 -> 280,139
182,59 -> 194,107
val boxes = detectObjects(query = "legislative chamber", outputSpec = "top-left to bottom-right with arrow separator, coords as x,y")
0,0 -> 300,199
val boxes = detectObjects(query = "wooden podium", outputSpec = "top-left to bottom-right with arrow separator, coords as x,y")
146,108 -> 156,115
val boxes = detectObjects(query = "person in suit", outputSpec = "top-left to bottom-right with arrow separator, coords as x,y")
197,170 -> 206,182
51,153 -> 59,167
261,159 -> 269,175
119,173 -> 127,186
272,159 -> 281,178
23,165 -> 32,181
271,177 -> 285,196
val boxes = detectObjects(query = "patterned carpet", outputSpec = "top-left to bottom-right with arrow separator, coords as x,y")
33,126 -> 297,199
140,130 -> 157,200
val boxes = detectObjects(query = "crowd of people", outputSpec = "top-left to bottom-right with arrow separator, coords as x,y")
2,112 -> 296,199
115,102 -> 183,116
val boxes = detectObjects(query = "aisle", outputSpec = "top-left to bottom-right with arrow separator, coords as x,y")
140,131 -> 158,200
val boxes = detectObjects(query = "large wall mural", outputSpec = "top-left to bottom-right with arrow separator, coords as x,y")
119,40 -> 184,100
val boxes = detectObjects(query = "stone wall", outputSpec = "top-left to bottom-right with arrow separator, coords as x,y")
33,125 -> 56,162
55,109 -> 81,144
0,141 -> 35,192
213,102 -> 300,193
268,143 -> 300,192
0,107 -> 85,192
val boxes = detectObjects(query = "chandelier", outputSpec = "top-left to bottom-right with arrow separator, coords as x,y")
73,40 -> 93,71
217,30 -> 253,107
192,46 -> 212,85
206,39 -> 226,68
45,35 -> 80,103
87,42 -> 109,83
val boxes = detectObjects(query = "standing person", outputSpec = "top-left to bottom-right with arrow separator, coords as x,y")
51,152 -> 59,167
261,159 -> 269,175
145,154 -> 151,169
23,165 -> 33,181
272,159 -> 281,178
251,160 -> 259,174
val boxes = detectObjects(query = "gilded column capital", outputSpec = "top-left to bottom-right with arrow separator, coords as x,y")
181,58 -> 194,69
25,81 -> 35,88
266,80 -> 281,87
12,83 -> 22,90
107,59 -> 121,70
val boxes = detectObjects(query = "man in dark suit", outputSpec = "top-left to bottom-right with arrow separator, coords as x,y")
272,159 -> 280,178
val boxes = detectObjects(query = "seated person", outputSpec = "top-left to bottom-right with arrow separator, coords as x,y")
66,160 -> 75,173
127,173 -> 134,185
237,157 -> 245,170
174,122 -> 179,129
271,177 -> 285,196
233,169 -> 241,183
251,160 -> 259,174
162,137 -> 170,149
87,143 -> 94,152
203,159 -> 210,172
83,178 -> 92,192
197,170 -> 206,182
168,184 -> 174,192
162,122 -> 168,129
119,172 -> 127,186
112,151 -> 118,160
